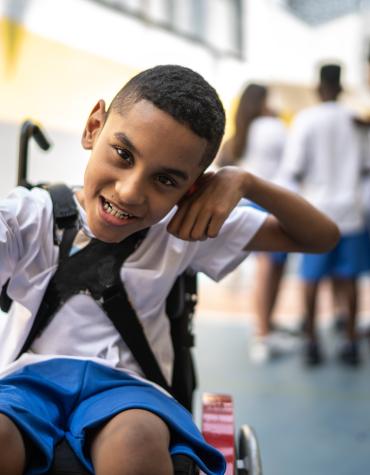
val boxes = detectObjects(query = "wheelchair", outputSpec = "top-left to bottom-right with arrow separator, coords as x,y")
1,120 -> 263,475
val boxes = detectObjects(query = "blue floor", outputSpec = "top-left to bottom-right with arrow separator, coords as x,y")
194,319 -> 370,475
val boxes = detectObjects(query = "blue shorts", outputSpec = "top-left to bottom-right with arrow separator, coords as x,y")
269,251 -> 288,265
248,202 -> 288,265
300,230 -> 370,281
0,359 -> 225,475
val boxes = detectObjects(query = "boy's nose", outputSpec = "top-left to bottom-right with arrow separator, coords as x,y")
115,174 -> 146,208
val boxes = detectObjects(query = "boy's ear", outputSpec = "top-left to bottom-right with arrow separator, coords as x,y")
185,183 -> 198,198
81,100 -> 107,150
181,173 -> 204,201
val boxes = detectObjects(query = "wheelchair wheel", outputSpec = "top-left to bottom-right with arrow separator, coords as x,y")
237,424 -> 263,475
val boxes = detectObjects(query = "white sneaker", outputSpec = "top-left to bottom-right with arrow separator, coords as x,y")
249,332 -> 301,364
249,337 -> 271,364
268,331 -> 301,354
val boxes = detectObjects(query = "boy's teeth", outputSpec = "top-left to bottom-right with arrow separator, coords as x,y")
103,200 -> 133,219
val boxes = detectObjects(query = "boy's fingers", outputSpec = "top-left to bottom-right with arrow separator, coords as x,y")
206,213 -> 227,238
187,209 -> 212,241
175,203 -> 203,240
176,205 -> 227,241
167,199 -> 193,235
169,197 -> 232,241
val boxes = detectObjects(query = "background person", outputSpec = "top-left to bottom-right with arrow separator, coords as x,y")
279,63 -> 370,366
218,84 -> 293,363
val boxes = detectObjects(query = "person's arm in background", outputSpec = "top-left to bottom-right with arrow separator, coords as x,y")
352,117 -> 370,177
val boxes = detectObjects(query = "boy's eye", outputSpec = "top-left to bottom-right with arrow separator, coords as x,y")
156,175 -> 177,187
114,146 -> 134,165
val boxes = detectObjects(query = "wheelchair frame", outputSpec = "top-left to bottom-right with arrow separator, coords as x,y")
2,120 -> 263,475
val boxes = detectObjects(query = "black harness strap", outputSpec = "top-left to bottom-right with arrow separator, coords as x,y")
101,285 -> 171,392
47,183 -> 80,262
18,230 -> 169,378
13,183 -> 195,401
16,183 -> 79,355
0,184 -> 78,313
16,187 -> 171,391
47,183 -> 80,237
58,226 -> 79,263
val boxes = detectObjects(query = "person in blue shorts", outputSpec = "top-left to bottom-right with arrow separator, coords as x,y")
217,83 -> 292,363
0,65 -> 339,475
279,63 -> 370,366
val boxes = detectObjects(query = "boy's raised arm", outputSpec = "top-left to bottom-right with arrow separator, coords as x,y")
167,166 -> 340,253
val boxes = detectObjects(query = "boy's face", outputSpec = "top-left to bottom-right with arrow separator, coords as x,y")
79,99 -> 208,243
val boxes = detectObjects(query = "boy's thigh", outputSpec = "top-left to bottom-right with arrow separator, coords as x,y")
90,407 -> 170,451
67,384 -> 182,473
0,413 -> 26,471
67,371 -> 225,475
0,366 -> 65,474
89,409 -> 171,473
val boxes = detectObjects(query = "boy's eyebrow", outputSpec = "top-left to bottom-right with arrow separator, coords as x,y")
158,167 -> 189,181
114,132 -> 141,156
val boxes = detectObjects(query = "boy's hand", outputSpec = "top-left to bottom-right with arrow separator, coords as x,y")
167,167 -> 247,241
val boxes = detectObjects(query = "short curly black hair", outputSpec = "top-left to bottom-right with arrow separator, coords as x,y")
107,65 -> 225,167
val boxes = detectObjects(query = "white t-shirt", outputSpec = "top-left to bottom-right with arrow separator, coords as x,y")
279,101 -> 370,233
238,116 -> 286,182
361,130 -> 370,217
0,186 -> 266,384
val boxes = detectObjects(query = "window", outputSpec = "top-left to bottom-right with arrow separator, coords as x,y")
90,0 -> 243,57
284,0 -> 363,25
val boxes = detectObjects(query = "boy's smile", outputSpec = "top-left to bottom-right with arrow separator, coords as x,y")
77,99 -> 208,242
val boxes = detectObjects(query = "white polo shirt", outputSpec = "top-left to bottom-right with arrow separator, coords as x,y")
0,186 -> 266,383
279,101 -> 369,233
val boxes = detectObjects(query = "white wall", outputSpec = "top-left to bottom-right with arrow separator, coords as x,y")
1,0 -> 370,197
1,0 -> 223,87
245,0 -> 366,88
2,0 -> 369,101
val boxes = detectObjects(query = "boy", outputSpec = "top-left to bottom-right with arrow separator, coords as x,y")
0,65 -> 338,475
279,64 -> 370,366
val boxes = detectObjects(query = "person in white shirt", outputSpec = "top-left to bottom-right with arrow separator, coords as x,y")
217,84 -> 291,363
0,65 -> 339,475
279,64 -> 370,366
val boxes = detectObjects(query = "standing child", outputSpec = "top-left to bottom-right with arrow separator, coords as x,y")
279,64 -> 370,366
218,83 -> 290,363
0,65 -> 338,475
